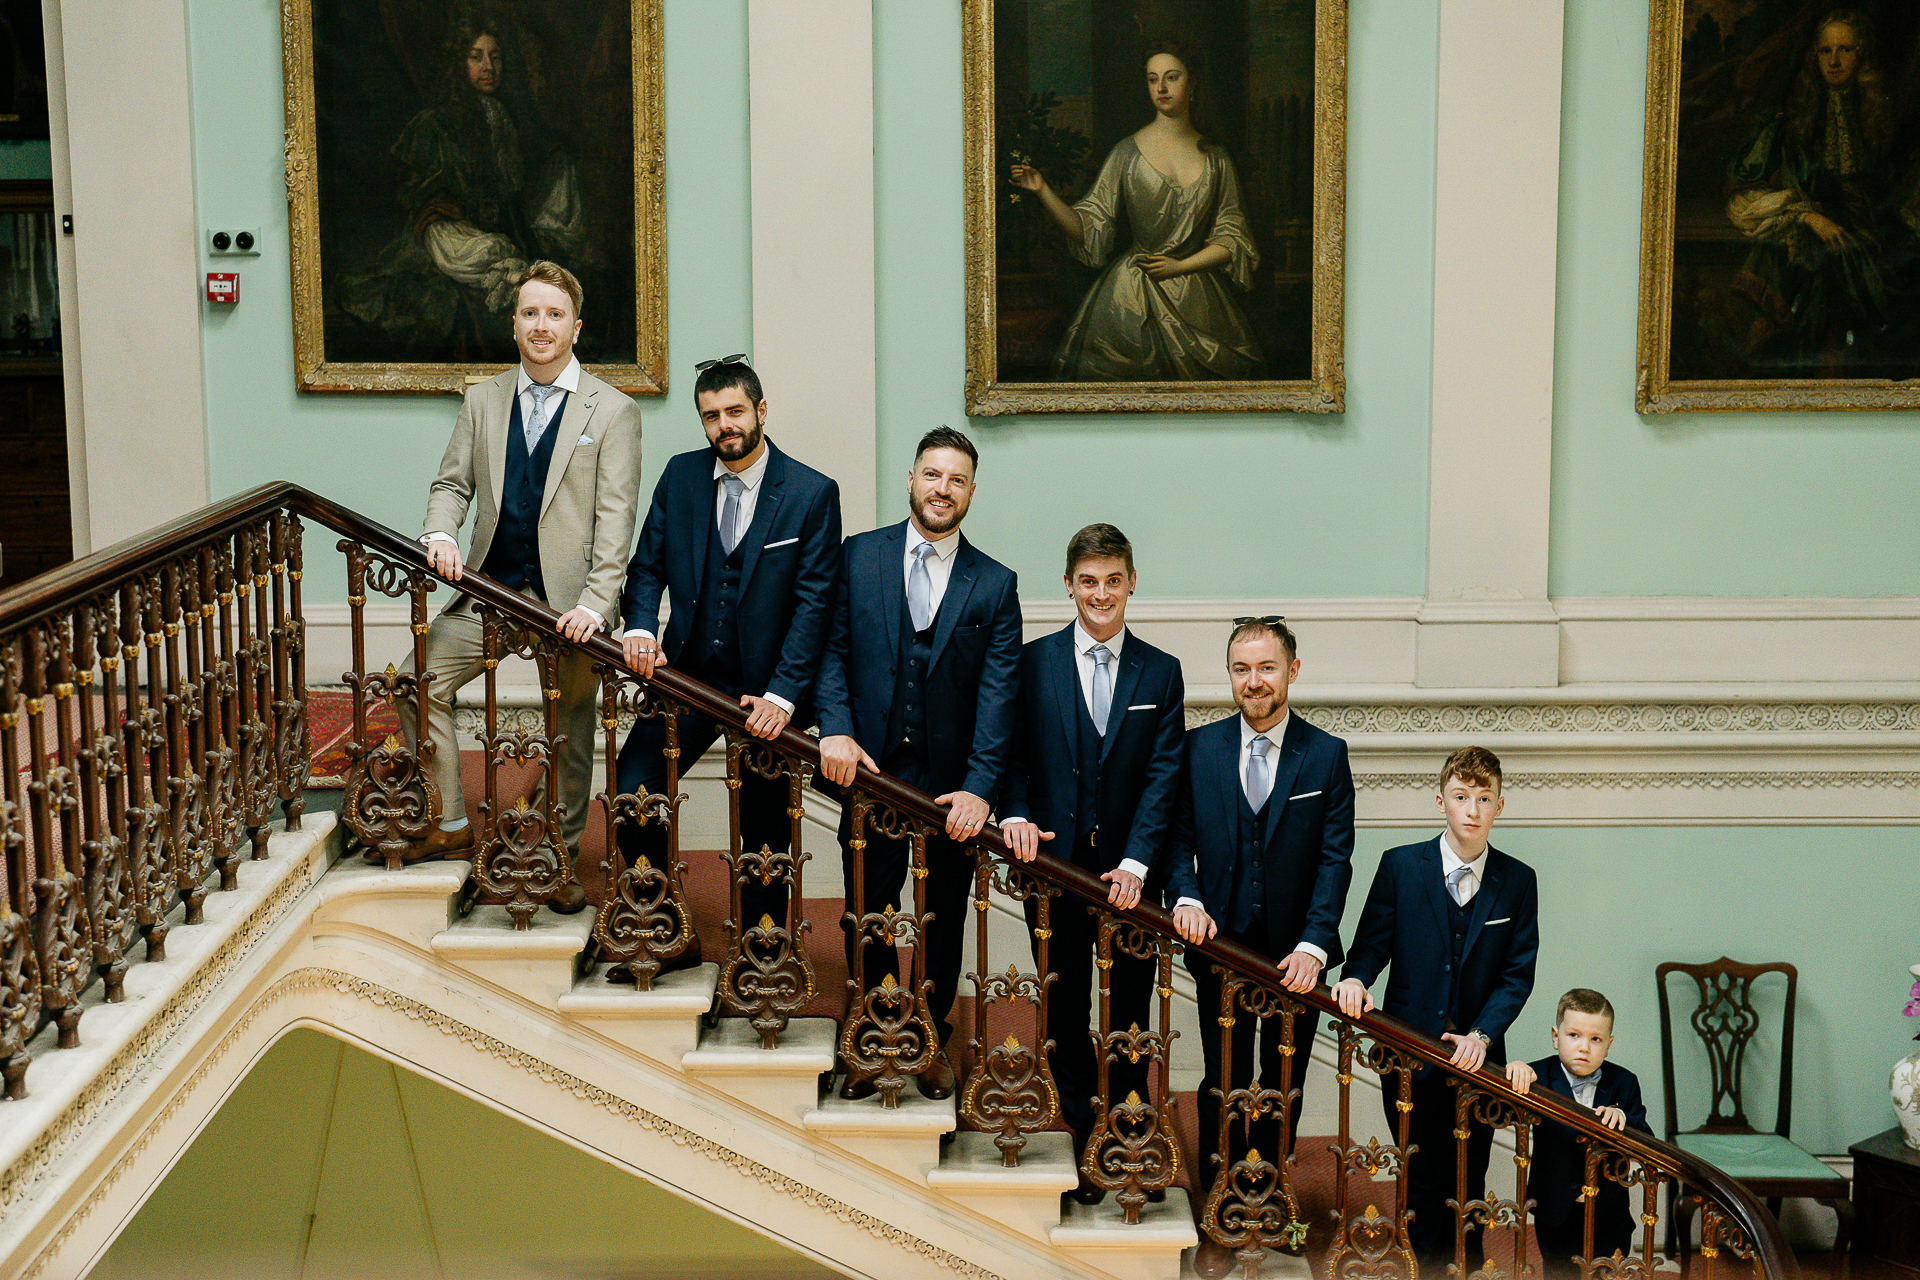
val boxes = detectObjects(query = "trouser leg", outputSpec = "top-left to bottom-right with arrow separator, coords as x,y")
399,600 -> 487,828
920,831 -> 974,1045
551,640 -> 599,855
1026,895 -> 1097,1141
1389,1065 -> 1493,1267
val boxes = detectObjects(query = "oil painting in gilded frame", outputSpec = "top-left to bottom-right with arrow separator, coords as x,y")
1639,0 -> 1920,411
963,0 -> 1346,416
283,0 -> 664,395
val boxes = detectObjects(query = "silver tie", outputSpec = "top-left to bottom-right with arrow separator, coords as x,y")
720,474 -> 746,553
525,382 -> 557,452
1447,865 -> 1473,906
908,542 -> 935,632
1090,644 -> 1112,737
1244,734 -> 1272,809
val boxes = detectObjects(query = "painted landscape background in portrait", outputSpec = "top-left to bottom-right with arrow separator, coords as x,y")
994,0 -> 1316,385
315,0 -> 633,366
1645,0 -> 1920,407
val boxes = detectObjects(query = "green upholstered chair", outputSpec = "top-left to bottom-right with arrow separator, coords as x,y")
1657,957 -> 1853,1277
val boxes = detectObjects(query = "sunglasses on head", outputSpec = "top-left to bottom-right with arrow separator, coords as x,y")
1232,614 -> 1286,627
695,353 -> 750,372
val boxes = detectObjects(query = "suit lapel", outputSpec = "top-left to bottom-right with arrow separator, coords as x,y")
1461,846 -> 1504,958
736,445 -> 788,591
1099,641 -> 1146,761
486,375 -> 514,514
878,522 -> 906,658
1210,720 -> 1244,843
676,452 -> 716,597
1258,714 -> 1311,852
927,536 -> 979,670
1418,838 -> 1451,938
539,380 -> 598,520
1047,627 -> 1080,763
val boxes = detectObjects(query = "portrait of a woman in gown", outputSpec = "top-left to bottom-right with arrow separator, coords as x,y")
335,13 -> 592,363
1008,45 -> 1263,382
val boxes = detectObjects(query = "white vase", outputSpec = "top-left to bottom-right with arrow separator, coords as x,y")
1895,1048 -> 1920,1150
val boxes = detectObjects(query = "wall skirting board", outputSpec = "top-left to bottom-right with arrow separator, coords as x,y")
311,598 -> 1920,825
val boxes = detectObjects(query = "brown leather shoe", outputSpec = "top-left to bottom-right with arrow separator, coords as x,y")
368,823 -> 475,865
838,1071 -> 878,1101
548,880 -> 588,914
915,1047 -> 956,1100
1193,1240 -> 1238,1279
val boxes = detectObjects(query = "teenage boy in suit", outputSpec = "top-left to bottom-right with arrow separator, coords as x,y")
1163,618 -> 1355,1277
402,262 -> 642,915
1506,988 -> 1651,1273
1001,523 -> 1185,1203
616,355 -> 842,956
815,426 -> 1022,1100
1333,745 -> 1540,1271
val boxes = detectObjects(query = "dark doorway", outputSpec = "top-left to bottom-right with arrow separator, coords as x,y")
0,179 -> 69,592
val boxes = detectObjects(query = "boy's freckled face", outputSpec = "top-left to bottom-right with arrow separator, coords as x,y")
1553,1009 -> 1615,1079
1437,775 -> 1504,855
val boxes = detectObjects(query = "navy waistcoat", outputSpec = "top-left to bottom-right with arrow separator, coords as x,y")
478,390 -> 564,600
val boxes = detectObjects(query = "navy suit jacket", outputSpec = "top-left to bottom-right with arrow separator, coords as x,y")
999,624 -> 1185,875
1341,835 -> 1539,1061
618,441 -> 842,715
1525,1055 -> 1650,1231
814,521 -> 1022,803
1162,712 -> 1355,967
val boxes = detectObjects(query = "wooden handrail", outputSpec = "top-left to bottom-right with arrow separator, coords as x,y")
0,483 -> 1796,1276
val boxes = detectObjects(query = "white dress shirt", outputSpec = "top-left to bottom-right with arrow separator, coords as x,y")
1231,714 -> 1326,964
1438,829 -> 1484,906
1561,1062 -> 1600,1109
424,356 -> 602,627
632,442 -> 791,715
903,525 -> 961,618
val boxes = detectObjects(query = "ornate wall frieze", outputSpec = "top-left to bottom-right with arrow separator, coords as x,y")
1188,701 -> 1920,735
1353,770 -> 1920,792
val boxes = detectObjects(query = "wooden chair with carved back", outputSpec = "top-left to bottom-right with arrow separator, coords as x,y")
1657,957 -> 1853,1278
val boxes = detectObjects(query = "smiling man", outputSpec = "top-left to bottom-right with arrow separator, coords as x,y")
1161,618 -> 1354,1279
399,262 -> 641,914
612,355 -> 841,968
998,524 -> 1184,1205
814,426 -> 1022,1101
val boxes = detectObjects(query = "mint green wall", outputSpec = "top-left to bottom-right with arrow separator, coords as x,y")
874,1 -> 1437,599
0,140 -> 51,180
185,0 -> 752,603
94,1028 -> 842,1280
1344,823 -> 1919,1155
1549,2 -> 1920,598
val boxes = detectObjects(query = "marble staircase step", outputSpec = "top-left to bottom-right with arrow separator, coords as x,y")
802,1080 -> 956,1181
679,1016 -> 838,1127
1051,1188 -> 1199,1280
556,962 -> 721,1062
428,906 -> 594,1005
924,1129 -> 1079,1242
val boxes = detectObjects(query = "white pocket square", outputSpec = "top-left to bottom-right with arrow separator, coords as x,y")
764,537 -> 799,549
1127,703 -> 1155,711
576,434 -> 593,446
1289,790 -> 1322,801
1485,917 -> 1511,925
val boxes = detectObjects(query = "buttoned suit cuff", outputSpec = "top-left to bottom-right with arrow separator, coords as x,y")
1117,858 -> 1150,881
1293,941 -> 1329,965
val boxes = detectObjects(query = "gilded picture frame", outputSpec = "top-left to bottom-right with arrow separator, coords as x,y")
282,0 -> 665,395
1637,0 -> 1920,412
962,0 -> 1346,416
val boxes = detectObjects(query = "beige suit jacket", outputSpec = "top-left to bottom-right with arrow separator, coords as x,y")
422,365 -> 642,620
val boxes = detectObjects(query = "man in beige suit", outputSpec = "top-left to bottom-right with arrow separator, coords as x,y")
396,261 -> 641,911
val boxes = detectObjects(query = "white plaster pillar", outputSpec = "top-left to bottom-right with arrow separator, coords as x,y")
44,0 -> 209,553
1419,0 -> 1565,687
747,0 -> 878,533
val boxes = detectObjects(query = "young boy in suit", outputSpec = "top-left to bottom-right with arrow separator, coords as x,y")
1507,988 -> 1652,1272
1332,745 -> 1539,1269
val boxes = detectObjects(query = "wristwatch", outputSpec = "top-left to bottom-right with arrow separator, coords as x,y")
1468,1029 -> 1491,1047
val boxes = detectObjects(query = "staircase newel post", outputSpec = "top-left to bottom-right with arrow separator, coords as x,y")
0,631 -> 44,1096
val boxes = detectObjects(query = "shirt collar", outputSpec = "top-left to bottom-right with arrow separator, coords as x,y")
1239,710 -> 1289,752
518,356 -> 582,396
1440,830 -> 1486,876
1072,619 -> 1126,661
907,525 -> 963,562
713,442 -> 772,491
1561,1062 -> 1599,1095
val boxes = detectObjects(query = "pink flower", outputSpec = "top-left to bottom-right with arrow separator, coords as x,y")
1907,978 -> 1920,1019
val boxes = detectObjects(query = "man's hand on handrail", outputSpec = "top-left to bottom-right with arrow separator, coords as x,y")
555,607 -> 600,643
934,790 -> 990,842
819,734 -> 877,788
1100,866 -> 1142,910
1441,1030 -> 1489,1073
1172,903 -> 1216,946
999,818 -> 1052,862
425,539 -> 464,581
622,632 -> 663,679
740,695 -> 791,740
1331,976 -> 1374,1018
1276,949 -> 1322,994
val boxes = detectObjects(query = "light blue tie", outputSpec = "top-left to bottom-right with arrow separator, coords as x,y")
1089,644 -> 1112,737
1245,735 -> 1271,808
720,474 -> 745,553
1447,864 -> 1473,906
525,382 -> 557,452
908,542 -> 935,632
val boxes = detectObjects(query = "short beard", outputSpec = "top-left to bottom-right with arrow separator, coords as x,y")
910,491 -> 964,535
714,423 -> 763,462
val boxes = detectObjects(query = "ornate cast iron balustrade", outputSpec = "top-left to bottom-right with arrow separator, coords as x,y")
1,485 -> 1795,1280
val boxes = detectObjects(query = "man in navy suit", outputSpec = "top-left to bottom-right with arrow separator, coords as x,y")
1509,988 -> 1651,1273
1000,524 -> 1184,1200
616,356 -> 842,957
1163,618 -> 1355,1276
1333,745 -> 1540,1270
815,426 -> 1022,1100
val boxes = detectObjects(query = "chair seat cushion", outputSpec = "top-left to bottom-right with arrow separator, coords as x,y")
1673,1132 -> 1840,1184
